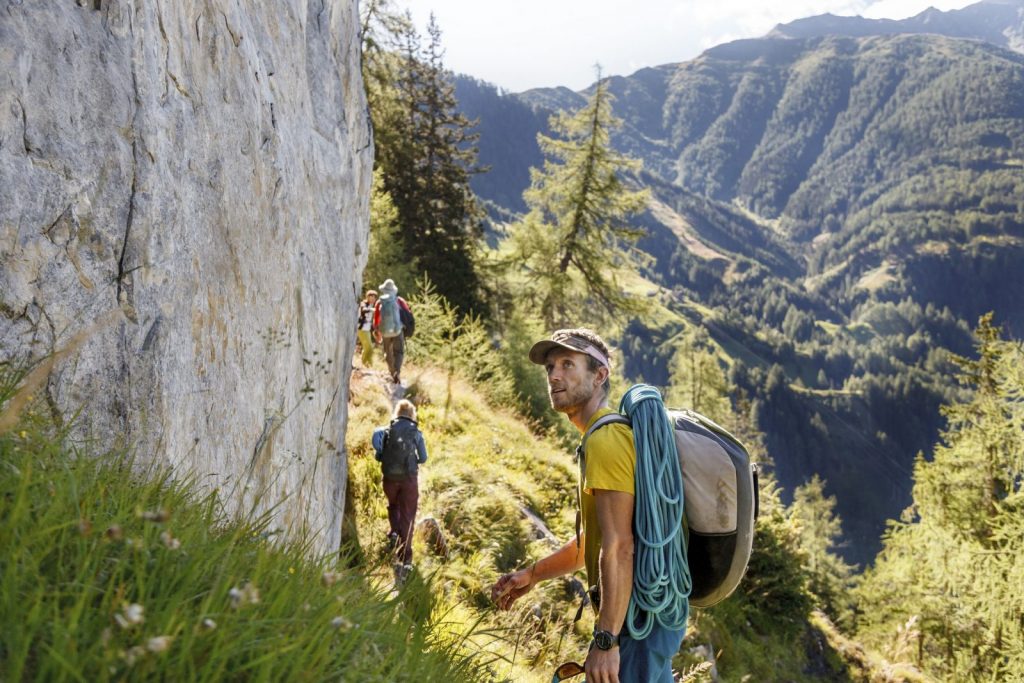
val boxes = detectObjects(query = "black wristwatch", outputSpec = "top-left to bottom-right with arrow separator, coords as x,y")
592,628 -> 620,650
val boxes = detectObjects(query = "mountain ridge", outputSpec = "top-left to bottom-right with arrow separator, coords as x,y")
768,0 -> 1024,53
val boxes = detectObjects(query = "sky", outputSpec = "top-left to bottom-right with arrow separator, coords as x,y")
399,0 -> 979,92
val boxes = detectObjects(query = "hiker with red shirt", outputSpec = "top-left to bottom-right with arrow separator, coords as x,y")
372,278 -> 412,384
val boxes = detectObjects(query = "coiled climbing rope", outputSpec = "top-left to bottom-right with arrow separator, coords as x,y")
620,384 -> 691,639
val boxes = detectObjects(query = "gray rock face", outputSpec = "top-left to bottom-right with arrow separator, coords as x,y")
0,0 -> 372,552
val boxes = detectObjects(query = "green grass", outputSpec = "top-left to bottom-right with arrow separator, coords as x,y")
348,365 -> 601,682
0,369 -> 487,682
854,261 -> 897,293
0,340 -> 887,682
346,364 -> 852,683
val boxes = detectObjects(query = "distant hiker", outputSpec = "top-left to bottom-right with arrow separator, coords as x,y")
490,329 -> 687,683
372,399 -> 428,581
373,278 -> 412,384
356,289 -> 377,368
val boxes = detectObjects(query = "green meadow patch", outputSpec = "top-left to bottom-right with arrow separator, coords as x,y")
346,366 -> 593,682
0,370 -> 486,682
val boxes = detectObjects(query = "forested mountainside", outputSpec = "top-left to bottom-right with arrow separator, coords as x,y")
453,4 -> 1024,564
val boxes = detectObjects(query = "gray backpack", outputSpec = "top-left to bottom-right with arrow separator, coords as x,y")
584,408 -> 759,608
378,293 -> 402,338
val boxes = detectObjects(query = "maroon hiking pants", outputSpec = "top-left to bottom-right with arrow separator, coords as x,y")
382,476 -> 419,564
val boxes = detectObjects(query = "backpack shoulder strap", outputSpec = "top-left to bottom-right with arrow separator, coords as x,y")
572,411 -> 631,561
383,418 -> 405,444
576,413 -> 632,461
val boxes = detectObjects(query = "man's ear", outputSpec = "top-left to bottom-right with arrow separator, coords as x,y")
594,365 -> 609,387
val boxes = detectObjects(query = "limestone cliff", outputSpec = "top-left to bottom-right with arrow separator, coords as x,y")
0,0 -> 372,552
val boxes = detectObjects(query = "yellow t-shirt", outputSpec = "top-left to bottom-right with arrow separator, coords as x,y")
579,407 -> 636,587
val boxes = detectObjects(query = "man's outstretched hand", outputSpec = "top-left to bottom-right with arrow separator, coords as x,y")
585,645 -> 620,683
490,568 -> 534,610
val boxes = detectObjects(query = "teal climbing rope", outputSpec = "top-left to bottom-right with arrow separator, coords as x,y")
620,384 -> 691,639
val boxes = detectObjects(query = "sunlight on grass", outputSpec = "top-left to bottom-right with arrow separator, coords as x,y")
0,365 -> 488,682
346,365 -> 594,683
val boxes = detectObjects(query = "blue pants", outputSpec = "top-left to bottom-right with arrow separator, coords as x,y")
617,623 -> 686,683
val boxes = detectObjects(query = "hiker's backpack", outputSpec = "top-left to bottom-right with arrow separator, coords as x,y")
399,305 -> 415,339
380,418 -> 420,480
378,294 -> 402,338
583,385 -> 759,611
667,407 -> 758,607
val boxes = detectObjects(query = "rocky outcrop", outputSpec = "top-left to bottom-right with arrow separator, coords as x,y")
0,0 -> 372,552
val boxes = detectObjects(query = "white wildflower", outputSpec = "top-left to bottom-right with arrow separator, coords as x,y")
321,570 -> 341,587
330,616 -> 353,630
146,636 -> 172,653
159,530 -> 181,550
229,582 -> 260,608
139,508 -> 170,523
201,618 -> 217,631
115,603 -> 145,629
122,645 -> 146,665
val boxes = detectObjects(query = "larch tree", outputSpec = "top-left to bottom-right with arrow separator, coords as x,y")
854,313 -> 1024,680
507,72 -> 649,329
360,0 -> 418,293
664,326 -> 730,421
788,475 -> 857,628
363,169 -> 417,293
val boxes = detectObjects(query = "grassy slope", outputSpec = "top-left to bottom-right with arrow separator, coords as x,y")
345,361 -> 917,683
0,354 -> 914,681
0,379 -> 484,682
346,364 -> 591,683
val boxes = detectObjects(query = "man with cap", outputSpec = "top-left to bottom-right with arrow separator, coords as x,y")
490,328 -> 685,683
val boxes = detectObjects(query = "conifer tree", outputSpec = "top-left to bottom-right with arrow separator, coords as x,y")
359,0 -> 409,165
855,313 -> 1024,680
407,16 -> 485,315
664,327 -> 730,420
360,0 -> 418,294
507,72 -> 649,329
788,476 -> 856,627
360,6 -> 485,314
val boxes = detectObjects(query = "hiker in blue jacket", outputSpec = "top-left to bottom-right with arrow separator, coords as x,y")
490,328 -> 686,683
372,399 -> 428,581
